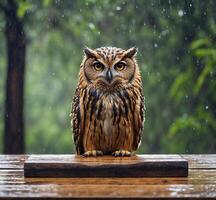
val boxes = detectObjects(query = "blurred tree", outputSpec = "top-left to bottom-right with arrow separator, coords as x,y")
0,0 -> 26,153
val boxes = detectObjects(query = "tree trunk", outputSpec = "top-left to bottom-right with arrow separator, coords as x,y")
3,0 -> 26,154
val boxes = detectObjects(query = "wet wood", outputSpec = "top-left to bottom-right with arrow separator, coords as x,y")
0,155 -> 216,199
24,155 -> 188,178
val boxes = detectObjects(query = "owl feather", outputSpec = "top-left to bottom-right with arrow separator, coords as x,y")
71,47 -> 145,156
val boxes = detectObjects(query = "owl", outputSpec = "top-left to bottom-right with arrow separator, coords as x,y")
71,47 -> 145,156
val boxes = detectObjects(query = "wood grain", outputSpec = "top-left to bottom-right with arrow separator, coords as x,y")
0,155 -> 216,199
24,155 -> 188,178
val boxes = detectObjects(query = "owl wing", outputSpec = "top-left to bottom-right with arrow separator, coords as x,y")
71,87 -> 84,155
133,91 -> 145,150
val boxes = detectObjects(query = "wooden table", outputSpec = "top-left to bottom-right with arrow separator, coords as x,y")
0,154 -> 216,199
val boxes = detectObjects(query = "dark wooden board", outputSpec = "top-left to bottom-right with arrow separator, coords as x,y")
24,155 -> 188,178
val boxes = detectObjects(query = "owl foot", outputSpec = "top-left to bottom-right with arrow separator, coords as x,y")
112,150 -> 131,157
83,150 -> 103,157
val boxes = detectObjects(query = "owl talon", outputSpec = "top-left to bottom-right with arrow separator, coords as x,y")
83,150 -> 103,157
112,150 -> 131,157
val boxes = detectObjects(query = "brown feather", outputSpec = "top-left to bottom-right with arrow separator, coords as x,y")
71,47 -> 145,155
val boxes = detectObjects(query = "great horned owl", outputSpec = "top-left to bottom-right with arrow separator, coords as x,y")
71,47 -> 145,156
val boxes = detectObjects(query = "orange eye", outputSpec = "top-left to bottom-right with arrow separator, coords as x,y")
115,62 -> 126,71
93,62 -> 104,71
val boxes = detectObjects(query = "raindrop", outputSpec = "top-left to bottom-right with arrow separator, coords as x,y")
154,43 -> 158,48
161,29 -> 169,36
178,10 -> 184,17
116,6 -> 121,11
88,23 -> 95,29
205,106 -> 209,110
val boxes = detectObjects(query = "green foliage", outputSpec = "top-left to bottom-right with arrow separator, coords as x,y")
167,29 -> 216,153
192,39 -> 216,95
0,0 -> 216,154
17,0 -> 33,18
170,69 -> 193,102
42,0 -> 53,7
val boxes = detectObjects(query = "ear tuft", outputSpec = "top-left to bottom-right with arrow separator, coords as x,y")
124,47 -> 138,58
84,47 -> 97,58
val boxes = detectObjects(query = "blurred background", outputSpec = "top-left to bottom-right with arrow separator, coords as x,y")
0,0 -> 215,154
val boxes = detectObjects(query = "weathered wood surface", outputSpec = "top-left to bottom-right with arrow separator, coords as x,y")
24,155 -> 188,177
0,154 -> 216,199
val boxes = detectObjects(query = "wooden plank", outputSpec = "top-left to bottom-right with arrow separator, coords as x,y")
182,155 -> 216,169
0,184 -> 216,199
24,155 -> 188,178
2,154 -> 216,169
2,169 -> 216,185
0,155 -> 27,161
1,155 -> 216,199
0,155 -> 26,169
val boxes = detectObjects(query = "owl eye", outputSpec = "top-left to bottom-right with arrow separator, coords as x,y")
114,61 -> 126,71
93,62 -> 104,71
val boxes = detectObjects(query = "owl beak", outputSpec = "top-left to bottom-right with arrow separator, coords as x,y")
105,69 -> 113,83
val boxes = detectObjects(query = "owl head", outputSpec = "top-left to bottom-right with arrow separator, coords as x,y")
80,46 -> 139,91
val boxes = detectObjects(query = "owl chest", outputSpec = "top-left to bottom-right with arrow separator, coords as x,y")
101,103 -> 113,136
97,100 -> 117,151
96,96 -> 127,136
81,89 -> 139,150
